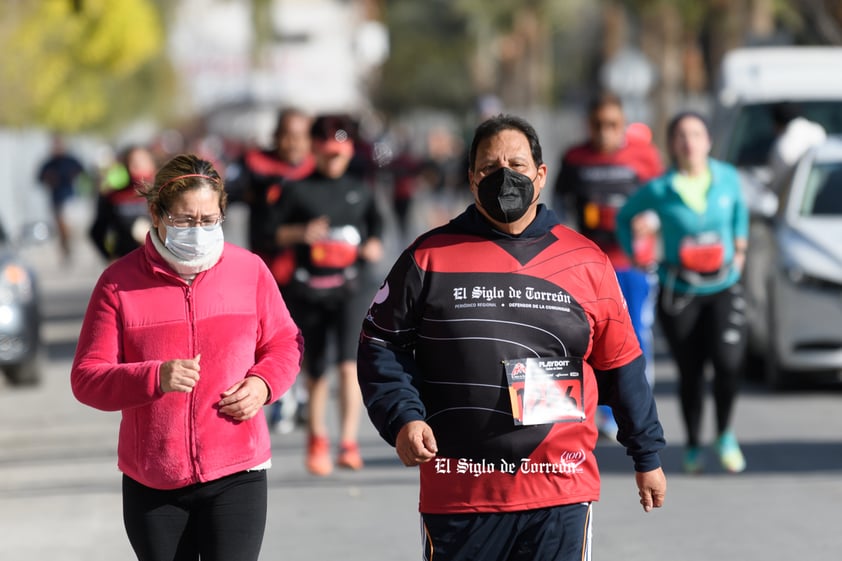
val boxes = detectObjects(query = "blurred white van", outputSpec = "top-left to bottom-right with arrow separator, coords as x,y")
711,46 -> 842,211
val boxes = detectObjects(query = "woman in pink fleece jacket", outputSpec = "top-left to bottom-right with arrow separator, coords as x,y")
71,154 -> 303,561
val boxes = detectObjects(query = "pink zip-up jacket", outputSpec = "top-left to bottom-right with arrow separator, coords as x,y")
71,239 -> 303,490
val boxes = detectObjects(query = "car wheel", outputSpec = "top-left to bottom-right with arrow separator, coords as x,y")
3,355 -> 42,387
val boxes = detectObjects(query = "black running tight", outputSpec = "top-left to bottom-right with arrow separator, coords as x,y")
122,470 -> 267,561
657,284 -> 747,447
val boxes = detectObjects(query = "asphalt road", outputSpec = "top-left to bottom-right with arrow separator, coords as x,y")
1,212 -> 841,561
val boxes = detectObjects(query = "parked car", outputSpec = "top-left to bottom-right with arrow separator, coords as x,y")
745,136 -> 842,389
0,216 -> 42,386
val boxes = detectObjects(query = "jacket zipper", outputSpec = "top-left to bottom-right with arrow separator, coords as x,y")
185,284 -> 200,483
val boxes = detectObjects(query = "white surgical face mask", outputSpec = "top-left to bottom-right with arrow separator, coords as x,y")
164,223 -> 224,262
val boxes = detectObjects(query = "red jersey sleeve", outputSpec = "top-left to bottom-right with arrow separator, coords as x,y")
587,253 -> 643,370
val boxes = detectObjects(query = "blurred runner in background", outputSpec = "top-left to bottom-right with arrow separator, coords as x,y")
227,107 -> 316,434
37,135 -> 86,263
554,92 -> 663,439
89,145 -> 157,262
617,111 -> 749,475
256,114 -> 385,475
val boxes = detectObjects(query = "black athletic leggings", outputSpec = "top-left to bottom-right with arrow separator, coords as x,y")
657,283 -> 747,447
122,470 -> 267,561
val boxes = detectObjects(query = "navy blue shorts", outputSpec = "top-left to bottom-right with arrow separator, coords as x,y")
286,291 -> 370,378
421,503 -> 592,561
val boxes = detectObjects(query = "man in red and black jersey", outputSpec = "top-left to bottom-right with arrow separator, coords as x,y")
227,108 -> 316,434
227,107 -> 316,257
553,92 -> 662,256
554,93 -> 664,438
358,114 -> 666,561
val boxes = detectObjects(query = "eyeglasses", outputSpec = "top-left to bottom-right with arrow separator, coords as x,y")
162,210 -> 224,229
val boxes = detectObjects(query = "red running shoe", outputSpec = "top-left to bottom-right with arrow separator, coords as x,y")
337,441 -> 364,470
306,435 -> 333,476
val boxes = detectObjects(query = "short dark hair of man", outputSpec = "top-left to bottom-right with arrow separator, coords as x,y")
468,114 -> 544,170
587,91 -> 624,116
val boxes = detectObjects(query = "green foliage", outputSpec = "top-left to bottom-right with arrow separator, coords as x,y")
0,0 -> 165,132
251,0 -> 275,54
375,1 -> 475,112
453,0 -> 585,31
375,0 -> 595,113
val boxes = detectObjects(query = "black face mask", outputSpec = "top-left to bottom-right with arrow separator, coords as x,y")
476,167 -> 536,224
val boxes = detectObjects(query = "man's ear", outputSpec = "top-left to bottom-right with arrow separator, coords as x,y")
535,163 -> 548,188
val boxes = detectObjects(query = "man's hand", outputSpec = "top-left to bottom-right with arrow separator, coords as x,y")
395,420 -> 438,466
636,467 -> 667,512
160,354 -> 201,393
276,216 -> 329,246
217,377 -> 270,421
302,216 -> 330,244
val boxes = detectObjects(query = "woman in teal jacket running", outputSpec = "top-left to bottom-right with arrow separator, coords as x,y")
616,111 -> 749,475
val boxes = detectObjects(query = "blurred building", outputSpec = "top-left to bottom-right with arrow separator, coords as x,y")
169,0 -> 388,146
